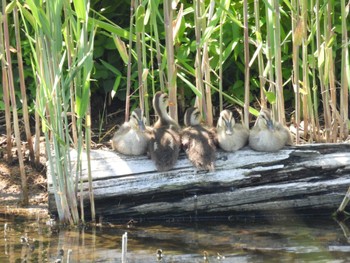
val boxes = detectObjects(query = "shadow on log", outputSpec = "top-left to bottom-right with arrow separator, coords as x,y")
47,143 -> 350,220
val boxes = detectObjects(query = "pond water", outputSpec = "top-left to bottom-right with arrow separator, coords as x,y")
1,211 -> 350,262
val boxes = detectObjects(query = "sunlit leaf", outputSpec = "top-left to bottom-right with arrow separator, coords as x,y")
72,0 -> 86,20
173,3 -> 183,41
135,5 -> 145,34
112,74 -> 122,95
317,44 -> 325,69
177,73 -> 202,98
113,35 -> 129,64
91,18 -> 131,40
5,1 -> 16,14
142,68 -> 149,82
265,91 -> 276,104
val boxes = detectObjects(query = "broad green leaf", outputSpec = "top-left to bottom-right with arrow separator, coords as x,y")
113,35 -> 129,64
111,75 -> 122,99
265,91 -> 276,104
177,73 -> 202,98
135,5 -> 145,34
5,1 -> 16,14
100,59 -> 122,75
17,4 -> 36,29
91,18 -> 131,40
72,0 -> 86,20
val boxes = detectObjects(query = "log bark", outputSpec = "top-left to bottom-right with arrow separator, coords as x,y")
47,143 -> 350,219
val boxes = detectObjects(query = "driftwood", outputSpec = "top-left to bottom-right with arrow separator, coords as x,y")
47,143 -> 350,219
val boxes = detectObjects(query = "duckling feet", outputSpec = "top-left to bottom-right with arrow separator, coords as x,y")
218,155 -> 228,161
194,169 -> 211,175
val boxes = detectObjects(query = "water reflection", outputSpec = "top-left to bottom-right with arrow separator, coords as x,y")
1,212 -> 350,262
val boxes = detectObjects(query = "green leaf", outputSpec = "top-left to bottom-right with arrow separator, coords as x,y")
91,18 -> 131,40
111,75 -> 122,99
5,1 -> 16,14
135,5 -> 145,33
100,59 -> 121,75
72,0 -> 86,20
177,73 -> 202,98
265,91 -> 276,104
113,35 -> 129,64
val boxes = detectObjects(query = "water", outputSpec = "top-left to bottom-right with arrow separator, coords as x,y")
1,211 -> 350,262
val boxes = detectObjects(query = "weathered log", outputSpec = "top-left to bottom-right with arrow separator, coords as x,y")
47,143 -> 350,219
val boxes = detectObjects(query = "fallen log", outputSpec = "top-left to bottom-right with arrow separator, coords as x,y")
47,143 -> 350,219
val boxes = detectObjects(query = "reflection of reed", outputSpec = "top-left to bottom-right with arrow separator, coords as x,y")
336,219 -> 350,242
122,232 -> 128,262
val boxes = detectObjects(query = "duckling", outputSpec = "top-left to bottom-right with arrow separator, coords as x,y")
181,107 -> 216,171
148,91 -> 181,172
249,109 -> 293,152
216,109 -> 249,152
111,108 -> 150,155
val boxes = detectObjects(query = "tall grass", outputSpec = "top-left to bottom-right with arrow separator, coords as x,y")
17,0 -> 94,223
2,0 -> 28,205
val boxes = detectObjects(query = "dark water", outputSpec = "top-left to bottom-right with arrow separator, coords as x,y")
1,211 -> 350,262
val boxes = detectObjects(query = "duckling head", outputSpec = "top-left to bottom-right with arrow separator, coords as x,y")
184,107 -> 201,126
153,91 -> 169,116
258,109 -> 275,131
130,108 -> 146,132
217,109 -> 235,135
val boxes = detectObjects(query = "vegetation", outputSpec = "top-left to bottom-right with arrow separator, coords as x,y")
0,0 -> 349,223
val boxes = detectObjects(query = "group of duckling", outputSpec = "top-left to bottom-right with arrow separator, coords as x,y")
112,91 -> 292,172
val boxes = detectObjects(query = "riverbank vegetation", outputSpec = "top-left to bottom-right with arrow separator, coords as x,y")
0,0 -> 349,223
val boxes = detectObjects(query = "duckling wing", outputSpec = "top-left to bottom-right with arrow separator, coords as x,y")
181,127 -> 216,171
275,123 -> 293,145
148,127 -> 180,172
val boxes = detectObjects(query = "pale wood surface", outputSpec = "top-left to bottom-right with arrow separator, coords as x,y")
47,143 -> 350,219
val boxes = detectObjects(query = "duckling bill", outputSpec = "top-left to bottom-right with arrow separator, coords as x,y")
181,107 -> 216,171
111,108 -> 150,155
249,109 -> 293,152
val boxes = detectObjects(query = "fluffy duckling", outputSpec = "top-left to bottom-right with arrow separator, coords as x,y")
249,109 -> 293,152
216,109 -> 249,152
148,91 -> 181,172
111,108 -> 150,155
181,107 -> 216,171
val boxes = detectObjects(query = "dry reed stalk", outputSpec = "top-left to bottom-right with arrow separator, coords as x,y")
2,0 -> 28,205
291,0 -> 301,144
193,0 -> 204,119
0,15 -> 12,163
254,0 -> 266,110
125,0 -> 135,122
273,0 -> 285,124
164,0 -> 178,122
202,0 -> 215,126
340,0 -> 349,139
13,7 -> 35,163
243,0 -> 250,128
135,2 -> 145,113
315,0 -> 331,142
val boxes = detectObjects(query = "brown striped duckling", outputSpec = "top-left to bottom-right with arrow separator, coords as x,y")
216,109 -> 249,152
249,109 -> 293,152
148,91 -> 181,172
181,107 -> 216,171
111,108 -> 150,155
